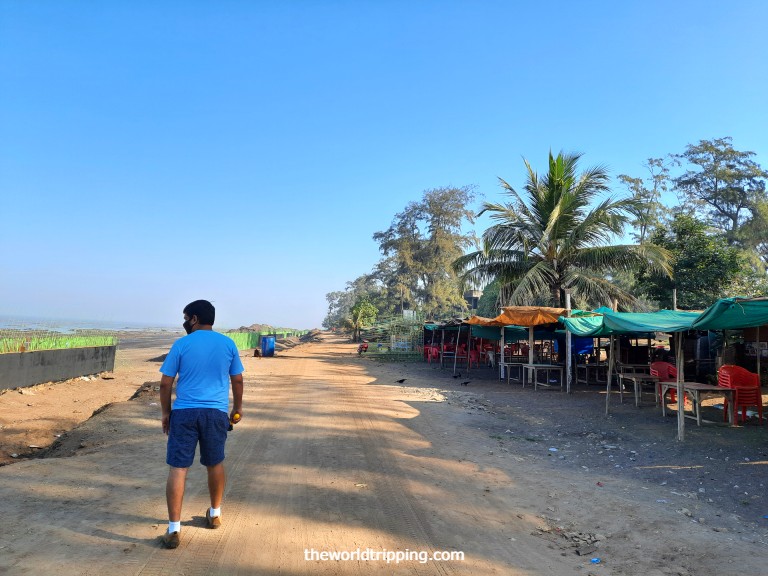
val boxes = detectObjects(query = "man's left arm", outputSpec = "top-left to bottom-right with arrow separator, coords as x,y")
229,373 -> 243,422
160,374 -> 175,434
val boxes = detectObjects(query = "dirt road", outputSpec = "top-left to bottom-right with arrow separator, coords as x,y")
1,334 -> 766,575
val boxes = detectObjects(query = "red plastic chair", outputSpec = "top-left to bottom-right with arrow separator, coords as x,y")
426,346 -> 439,364
719,365 -> 763,424
651,361 -> 679,402
468,349 -> 480,368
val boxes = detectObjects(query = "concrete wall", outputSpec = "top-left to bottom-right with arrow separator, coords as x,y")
0,346 -> 117,390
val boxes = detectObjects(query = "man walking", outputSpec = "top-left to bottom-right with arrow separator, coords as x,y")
159,299 -> 244,549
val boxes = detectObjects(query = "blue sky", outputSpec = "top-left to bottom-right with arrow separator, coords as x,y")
1,1 -> 766,329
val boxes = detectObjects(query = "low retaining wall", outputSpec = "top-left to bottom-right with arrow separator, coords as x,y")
0,346 -> 117,390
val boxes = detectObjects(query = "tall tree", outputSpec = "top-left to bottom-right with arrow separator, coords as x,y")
672,137 -> 768,244
373,186 -> 476,319
618,157 -> 670,243
454,151 -> 672,310
637,213 -> 760,309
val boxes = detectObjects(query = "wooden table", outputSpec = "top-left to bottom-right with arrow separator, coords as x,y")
497,354 -> 526,380
616,372 -> 659,407
617,363 -> 651,374
660,382 -> 735,426
521,363 -> 564,391
575,362 -> 608,385
502,362 -> 525,384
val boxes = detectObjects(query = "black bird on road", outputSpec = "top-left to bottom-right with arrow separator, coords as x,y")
452,373 -> 462,379
395,378 -> 407,383
460,381 -> 470,386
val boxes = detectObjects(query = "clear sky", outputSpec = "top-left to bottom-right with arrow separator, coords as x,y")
1,1 -> 766,330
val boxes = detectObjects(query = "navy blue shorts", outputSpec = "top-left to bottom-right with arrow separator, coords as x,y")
167,408 -> 229,468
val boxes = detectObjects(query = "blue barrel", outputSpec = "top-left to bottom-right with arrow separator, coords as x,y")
261,336 -> 275,357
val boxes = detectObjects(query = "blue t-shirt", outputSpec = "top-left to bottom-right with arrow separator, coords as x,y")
160,330 -> 244,413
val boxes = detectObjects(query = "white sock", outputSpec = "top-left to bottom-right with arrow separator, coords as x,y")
168,521 -> 181,533
209,507 -> 221,518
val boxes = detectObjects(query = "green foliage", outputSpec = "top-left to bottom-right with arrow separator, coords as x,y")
323,274 -> 384,330
672,137 -> 768,243
475,278 -> 501,317
346,297 -> 378,342
733,197 -> 768,269
373,186 -> 477,320
322,185 -> 476,329
618,157 -> 671,243
454,151 -> 672,310
637,213 -> 759,309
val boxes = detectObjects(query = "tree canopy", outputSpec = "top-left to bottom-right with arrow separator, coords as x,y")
672,137 -> 768,244
323,186 -> 476,330
372,186 -> 476,319
617,157 -> 670,244
346,297 -> 378,342
637,213 -> 755,310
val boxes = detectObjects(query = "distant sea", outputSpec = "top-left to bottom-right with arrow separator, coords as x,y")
0,314 -> 181,334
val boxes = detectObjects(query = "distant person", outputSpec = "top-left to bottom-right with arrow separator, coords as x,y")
158,300 -> 244,549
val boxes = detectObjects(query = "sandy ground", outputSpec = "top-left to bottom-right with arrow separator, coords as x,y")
0,333 -> 767,575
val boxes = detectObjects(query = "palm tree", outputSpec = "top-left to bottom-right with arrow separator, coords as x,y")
454,151 -> 672,310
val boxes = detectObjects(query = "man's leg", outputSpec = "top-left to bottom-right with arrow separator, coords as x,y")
201,410 -> 229,528
205,462 -> 226,528
207,462 -> 226,509
166,466 -> 189,522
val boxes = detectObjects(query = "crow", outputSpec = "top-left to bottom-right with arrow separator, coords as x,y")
452,372 -> 462,379
395,378 -> 407,383
460,381 -> 470,386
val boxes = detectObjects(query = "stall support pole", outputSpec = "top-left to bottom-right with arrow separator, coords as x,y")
565,292 -> 572,394
676,333 -> 686,441
605,335 -> 615,415
528,326 -> 535,384
499,327 -> 505,380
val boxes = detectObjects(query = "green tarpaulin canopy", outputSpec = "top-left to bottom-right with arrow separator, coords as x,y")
468,325 -> 506,340
559,315 -> 613,337
560,309 -> 701,336
692,297 -> 768,330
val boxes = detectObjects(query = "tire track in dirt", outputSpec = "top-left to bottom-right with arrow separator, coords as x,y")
334,365 -> 456,576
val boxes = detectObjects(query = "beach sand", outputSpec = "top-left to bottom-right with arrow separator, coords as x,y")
0,332 -> 766,575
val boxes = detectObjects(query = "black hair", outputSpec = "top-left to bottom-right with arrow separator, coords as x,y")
183,300 -> 215,326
